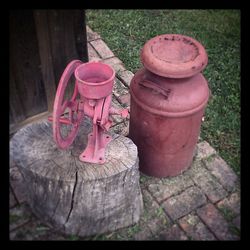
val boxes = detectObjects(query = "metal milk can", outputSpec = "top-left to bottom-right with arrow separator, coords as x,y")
129,34 -> 210,177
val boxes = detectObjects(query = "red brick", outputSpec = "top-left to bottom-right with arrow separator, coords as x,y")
86,25 -> 100,41
196,203 -> 239,240
134,189 -> 171,238
90,39 -> 114,59
189,163 -> 227,203
204,156 -> 238,192
117,70 -> 134,87
162,186 -> 206,221
146,216 -> 169,236
195,141 -> 216,160
148,174 -> 194,203
133,227 -> 153,240
102,57 -> 126,74
140,190 -> 170,234
87,43 -> 101,61
179,213 -> 216,240
131,217 -> 153,240
159,224 -> 188,240
141,189 -> 160,216
216,192 -> 240,217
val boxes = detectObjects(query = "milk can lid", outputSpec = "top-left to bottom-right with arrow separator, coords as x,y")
141,34 -> 208,78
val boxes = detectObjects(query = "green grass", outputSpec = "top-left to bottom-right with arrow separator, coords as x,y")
218,207 -> 236,221
86,10 -> 240,175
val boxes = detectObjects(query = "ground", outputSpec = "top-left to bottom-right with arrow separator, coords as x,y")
9,26 -> 240,241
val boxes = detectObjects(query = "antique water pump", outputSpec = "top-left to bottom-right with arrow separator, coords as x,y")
49,60 -> 128,164
129,34 -> 210,177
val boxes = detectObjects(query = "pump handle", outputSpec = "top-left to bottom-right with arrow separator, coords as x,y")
139,80 -> 171,99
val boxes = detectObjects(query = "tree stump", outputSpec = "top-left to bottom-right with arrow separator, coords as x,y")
10,118 -> 143,237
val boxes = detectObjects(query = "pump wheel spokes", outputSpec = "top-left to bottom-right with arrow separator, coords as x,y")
53,60 -> 84,149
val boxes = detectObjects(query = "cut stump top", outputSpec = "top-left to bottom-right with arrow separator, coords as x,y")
10,118 -> 138,182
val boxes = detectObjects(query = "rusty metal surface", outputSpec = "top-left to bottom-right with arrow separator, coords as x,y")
130,68 -> 209,117
141,34 -> 208,78
129,34 -> 210,177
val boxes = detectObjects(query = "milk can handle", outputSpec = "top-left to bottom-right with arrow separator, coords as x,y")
139,80 -> 171,99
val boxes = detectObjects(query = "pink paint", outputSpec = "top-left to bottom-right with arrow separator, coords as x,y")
129,34 -> 210,177
49,60 -> 128,164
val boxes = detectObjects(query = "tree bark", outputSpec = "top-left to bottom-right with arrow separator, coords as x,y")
10,118 -> 143,237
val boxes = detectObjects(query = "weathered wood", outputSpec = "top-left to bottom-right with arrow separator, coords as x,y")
10,10 -> 48,123
10,10 -> 88,130
74,10 -> 88,63
10,118 -> 143,237
34,10 -> 57,112
46,10 -> 88,102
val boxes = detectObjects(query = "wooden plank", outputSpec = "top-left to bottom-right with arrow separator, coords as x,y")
47,10 -> 88,101
10,10 -> 48,123
46,10 -> 75,101
47,10 -> 67,86
34,10 -> 56,112
10,10 -> 88,132
74,10 -> 88,62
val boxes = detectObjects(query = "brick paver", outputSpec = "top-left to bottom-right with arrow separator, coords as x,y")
179,213 -> 216,240
133,227 -> 153,240
132,220 -> 153,240
117,70 -> 134,87
161,186 -> 207,221
217,192 -> 240,216
86,26 -> 100,41
9,25 -> 240,241
196,203 -> 239,240
139,173 -> 162,184
158,224 -> 188,240
204,156 -> 239,192
102,57 -> 126,73
87,43 -> 100,61
141,190 -> 171,234
195,141 -> 216,161
90,39 -> 114,59
148,174 -> 193,203
188,162 -> 228,203
141,189 -> 160,215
